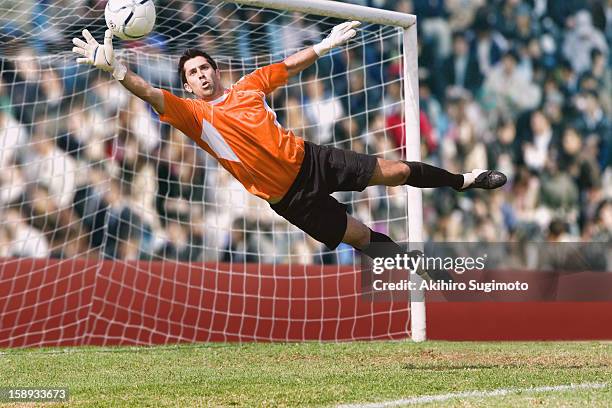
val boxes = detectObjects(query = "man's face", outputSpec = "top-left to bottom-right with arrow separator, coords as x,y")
453,37 -> 468,56
182,56 -> 222,100
502,55 -> 516,75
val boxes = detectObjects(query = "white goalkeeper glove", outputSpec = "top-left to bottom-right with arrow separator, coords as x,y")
72,29 -> 127,81
313,21 -> 361,57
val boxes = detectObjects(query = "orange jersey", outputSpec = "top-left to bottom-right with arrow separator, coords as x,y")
159,63 -> 305,201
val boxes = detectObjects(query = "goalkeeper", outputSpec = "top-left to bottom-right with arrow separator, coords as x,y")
72,22 -> 506,261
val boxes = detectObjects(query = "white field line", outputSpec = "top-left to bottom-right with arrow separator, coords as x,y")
337,382 -> 608,408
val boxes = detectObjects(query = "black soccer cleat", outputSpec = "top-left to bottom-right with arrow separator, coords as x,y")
461,169 -> 507,191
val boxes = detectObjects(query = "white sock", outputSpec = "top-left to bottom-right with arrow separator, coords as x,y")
461,169 -> 486,189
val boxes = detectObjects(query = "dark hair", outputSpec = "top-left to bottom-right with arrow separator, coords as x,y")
502,49 -> 520,63
177,49 -> 218,85
547,218 -> 567,237
590,48 -> 603,60
451,30 -> 467,42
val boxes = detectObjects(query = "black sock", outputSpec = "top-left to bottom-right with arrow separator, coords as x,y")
359,230 -> 420,260
358,230 -> 436,287
403,161 -> 463,190
360,230 -> 403,259
359,230 -> 452,283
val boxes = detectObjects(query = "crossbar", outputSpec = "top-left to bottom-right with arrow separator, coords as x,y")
231,0 -> 416,28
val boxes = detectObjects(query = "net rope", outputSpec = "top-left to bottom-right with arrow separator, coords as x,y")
0,0 -> 413,345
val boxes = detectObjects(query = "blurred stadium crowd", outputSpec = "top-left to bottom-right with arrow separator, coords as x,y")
0,0 -> 610,263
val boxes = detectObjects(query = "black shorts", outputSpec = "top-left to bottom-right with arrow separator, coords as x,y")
270,141 -> 378,250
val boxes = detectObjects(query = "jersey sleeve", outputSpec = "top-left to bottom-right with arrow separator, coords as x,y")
233,62 -> 289,94
158,89 -> 199,132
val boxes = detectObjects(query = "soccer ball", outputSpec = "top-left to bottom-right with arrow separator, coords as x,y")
105,0 -> 156,41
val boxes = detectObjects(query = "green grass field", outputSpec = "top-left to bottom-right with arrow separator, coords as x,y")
1,341 -> 610,407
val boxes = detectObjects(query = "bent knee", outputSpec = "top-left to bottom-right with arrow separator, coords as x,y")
387,161 -> 410,186
397,161 -> 410,185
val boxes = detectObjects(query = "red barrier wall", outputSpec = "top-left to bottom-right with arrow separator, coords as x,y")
0,259 -> 409,347
426,302 -> 612,341
424,270 -> 612,340
1,259 -> 611,347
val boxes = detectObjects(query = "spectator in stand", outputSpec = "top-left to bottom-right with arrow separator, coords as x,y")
540,157 -> 580,214
8,45 -> 41,125
563,10 -> 609,74
573,90 -> 610,169
59,99 -> 109,162
501,3 -> 541,44
440,89 -> 488,174
483,49 -> 542,117
1,206 -> 49,258
445,0 -> 486,32
221,217 -> 259,263
487,118 -> 521,180
418,75 -> 443,154
38,67 -> 67,120
438,31 -> 483,99
333,117 -> 359,151
586,49 -> 612,114
558,59 -> 580,101
344,68 -> 368,130
277,12 -> 322,54
102,177 -> 152,260
156,127 -> 205,221
414,0 -> 452,59
558,126 -> 601,193
155,215 -> 204,262
0,107 -> 29,168
471,7 -> 508,76
72,163 -> 110,257
280,94 -> 310,140
588,199 -> 612,242
303,76 -> 344,145
20,118 -> 77,209
523,109 -> 557,173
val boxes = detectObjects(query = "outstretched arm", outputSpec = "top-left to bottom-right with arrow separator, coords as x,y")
119,70 -> 165,114
283,47 -> 319,78
283,21 -> 360,77
72,29 -> 165,114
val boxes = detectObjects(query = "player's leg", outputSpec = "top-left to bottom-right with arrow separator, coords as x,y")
310,141 -> 506,193
341,214 -> 371,249
342,213 -> 449,281
342,213 -> 414,259
367,159 -> 507,191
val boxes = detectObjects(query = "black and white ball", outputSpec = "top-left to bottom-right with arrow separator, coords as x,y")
105,0 -> 156,40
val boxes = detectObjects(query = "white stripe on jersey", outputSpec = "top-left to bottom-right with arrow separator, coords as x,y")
201,118 -> 241,162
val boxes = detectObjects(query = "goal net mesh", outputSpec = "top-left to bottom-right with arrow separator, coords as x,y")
0,0 -> 414,346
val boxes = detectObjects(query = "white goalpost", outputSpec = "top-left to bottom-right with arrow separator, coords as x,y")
402,22 -> 427,344
0,0 -> 425,345
232,0 -> 426,342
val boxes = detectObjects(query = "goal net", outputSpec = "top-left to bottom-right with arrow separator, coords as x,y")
0,0 -> 424,346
